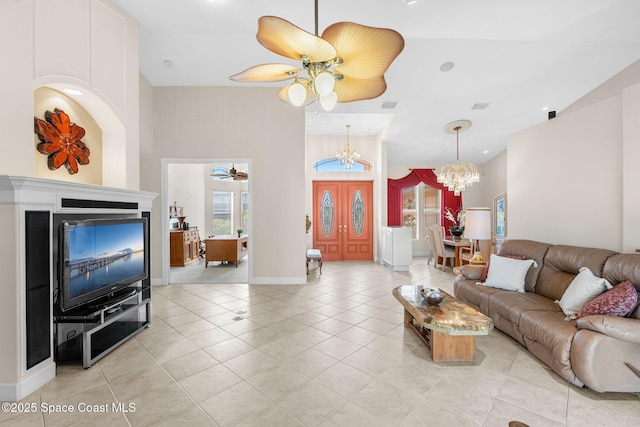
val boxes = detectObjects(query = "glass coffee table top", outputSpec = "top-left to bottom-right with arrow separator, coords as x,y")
393,285 -> 493,336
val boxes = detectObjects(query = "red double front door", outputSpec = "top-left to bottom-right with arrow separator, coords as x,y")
312,181 -> 373,261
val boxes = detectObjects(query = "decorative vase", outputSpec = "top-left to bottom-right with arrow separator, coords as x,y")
449,226 -> 464,241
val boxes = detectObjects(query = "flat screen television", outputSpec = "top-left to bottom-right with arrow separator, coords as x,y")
58,217 -> 148,312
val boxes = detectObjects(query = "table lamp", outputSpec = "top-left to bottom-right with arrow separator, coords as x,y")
464,207 -> 492,264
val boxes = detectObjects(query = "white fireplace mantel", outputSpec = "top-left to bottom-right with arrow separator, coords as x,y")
0,175 -> 156,401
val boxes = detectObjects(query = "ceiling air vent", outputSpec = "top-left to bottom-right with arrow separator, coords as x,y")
472,102 -> 490,110
381,101 -> 398,109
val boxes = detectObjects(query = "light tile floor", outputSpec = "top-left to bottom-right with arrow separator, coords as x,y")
3,258 -> 639,426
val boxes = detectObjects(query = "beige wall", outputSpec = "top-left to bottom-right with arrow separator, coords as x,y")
167,163 -> 206,232
141,86 -> 306,285
507,94 -> 626,251
622,82 -> 640,252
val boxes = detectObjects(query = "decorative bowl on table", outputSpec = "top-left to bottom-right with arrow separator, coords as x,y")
421,288 -> 444,305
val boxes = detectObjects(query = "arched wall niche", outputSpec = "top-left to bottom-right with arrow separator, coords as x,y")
33,81 -> 127,188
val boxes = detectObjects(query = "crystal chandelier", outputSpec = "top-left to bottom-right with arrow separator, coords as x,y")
436,120 -> 479,196
336,124 -> 360,169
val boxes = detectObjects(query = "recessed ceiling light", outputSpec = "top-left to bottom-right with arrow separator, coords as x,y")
163,60 -> 174,68
542,106 -> 549,111
404,0 -> 418,5
381,101 -> 398,109
439,62 -> 454,72
483,150 -> 489,154
63,88 -> 83,96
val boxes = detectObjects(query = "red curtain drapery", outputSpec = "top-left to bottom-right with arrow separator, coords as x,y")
387,169 -> 463,227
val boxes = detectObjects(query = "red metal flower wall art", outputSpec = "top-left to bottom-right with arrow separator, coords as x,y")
34,108 -> 90,174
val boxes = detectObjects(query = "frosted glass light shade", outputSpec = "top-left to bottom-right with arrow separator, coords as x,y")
314,72 -> 335,96
464,208 -> 491,240
320,91 -> 338,111
288,82 -> 307,106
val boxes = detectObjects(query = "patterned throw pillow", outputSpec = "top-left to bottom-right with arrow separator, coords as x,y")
480,254 -> 526,282
576,281 -> 639,319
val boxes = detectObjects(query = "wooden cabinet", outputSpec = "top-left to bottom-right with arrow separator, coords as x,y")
170,230 -> 199,266
205,236 -> 248,267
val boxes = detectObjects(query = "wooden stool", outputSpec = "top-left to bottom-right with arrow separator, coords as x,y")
306,249 -> 323,275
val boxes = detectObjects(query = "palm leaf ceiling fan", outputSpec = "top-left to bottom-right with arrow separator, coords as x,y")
230,0 -> 405,111
211,164 -> 248,181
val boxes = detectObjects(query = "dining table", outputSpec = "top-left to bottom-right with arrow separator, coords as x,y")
443,238 -> 472,267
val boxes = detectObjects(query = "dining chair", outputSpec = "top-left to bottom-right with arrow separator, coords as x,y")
426,225 -> 437,267
430,224 -> 456,271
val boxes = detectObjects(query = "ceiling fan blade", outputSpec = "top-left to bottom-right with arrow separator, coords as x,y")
322,22 -> 404,79
334,75 -> 387,103
257,16 -> 336,63
230,63 -> 299,82
277,84 -> 315,106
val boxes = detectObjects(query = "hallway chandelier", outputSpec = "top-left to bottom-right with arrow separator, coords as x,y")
336,124 -> 360,169
436,120 -> 479,196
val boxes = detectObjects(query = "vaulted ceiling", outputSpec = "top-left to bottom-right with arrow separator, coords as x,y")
111,0 -> 640,166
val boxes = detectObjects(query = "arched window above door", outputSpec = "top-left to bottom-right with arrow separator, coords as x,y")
313,158 -> 372,172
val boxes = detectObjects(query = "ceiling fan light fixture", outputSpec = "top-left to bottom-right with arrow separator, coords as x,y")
229,1 -> 404,109
314,71 -> 335,96
320,91 -> 338,111
288,81 -> 307,106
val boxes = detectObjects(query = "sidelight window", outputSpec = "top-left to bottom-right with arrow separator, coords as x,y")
212,191 -> 232,235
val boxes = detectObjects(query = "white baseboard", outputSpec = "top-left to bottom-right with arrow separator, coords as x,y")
249,276 -> 307,285
0,360 -> 56,401
151,278 -> 165,287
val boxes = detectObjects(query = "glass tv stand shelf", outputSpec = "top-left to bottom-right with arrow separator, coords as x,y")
55,288 -> 151,368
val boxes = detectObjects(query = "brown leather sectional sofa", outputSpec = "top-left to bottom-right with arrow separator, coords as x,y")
454,239 -> 640,393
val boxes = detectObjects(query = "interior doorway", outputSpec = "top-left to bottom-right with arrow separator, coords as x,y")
312,180 -> 373,261
161,159 -> 251,285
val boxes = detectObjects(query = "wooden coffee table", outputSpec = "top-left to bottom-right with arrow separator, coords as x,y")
393,285 -> 493,362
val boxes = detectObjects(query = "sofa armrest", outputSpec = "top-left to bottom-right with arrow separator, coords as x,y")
459,264 -> 485,281
576,315 -> 640,345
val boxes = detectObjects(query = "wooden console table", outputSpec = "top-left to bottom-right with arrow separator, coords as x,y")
205,235 -> 248,267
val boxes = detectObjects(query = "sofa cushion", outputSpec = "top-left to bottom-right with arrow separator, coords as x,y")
487,290 -> 558,326
558,267 -> 612,317
499,240 -> 552,292
576,281 -> 638,319
484,254 -> 537,292
536,245 -> 617,301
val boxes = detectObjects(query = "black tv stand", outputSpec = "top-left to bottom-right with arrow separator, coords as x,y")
55,287 -> 150,368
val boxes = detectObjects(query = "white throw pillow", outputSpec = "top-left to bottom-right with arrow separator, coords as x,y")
483,254 -> 537,292
558,267 -> 612,317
